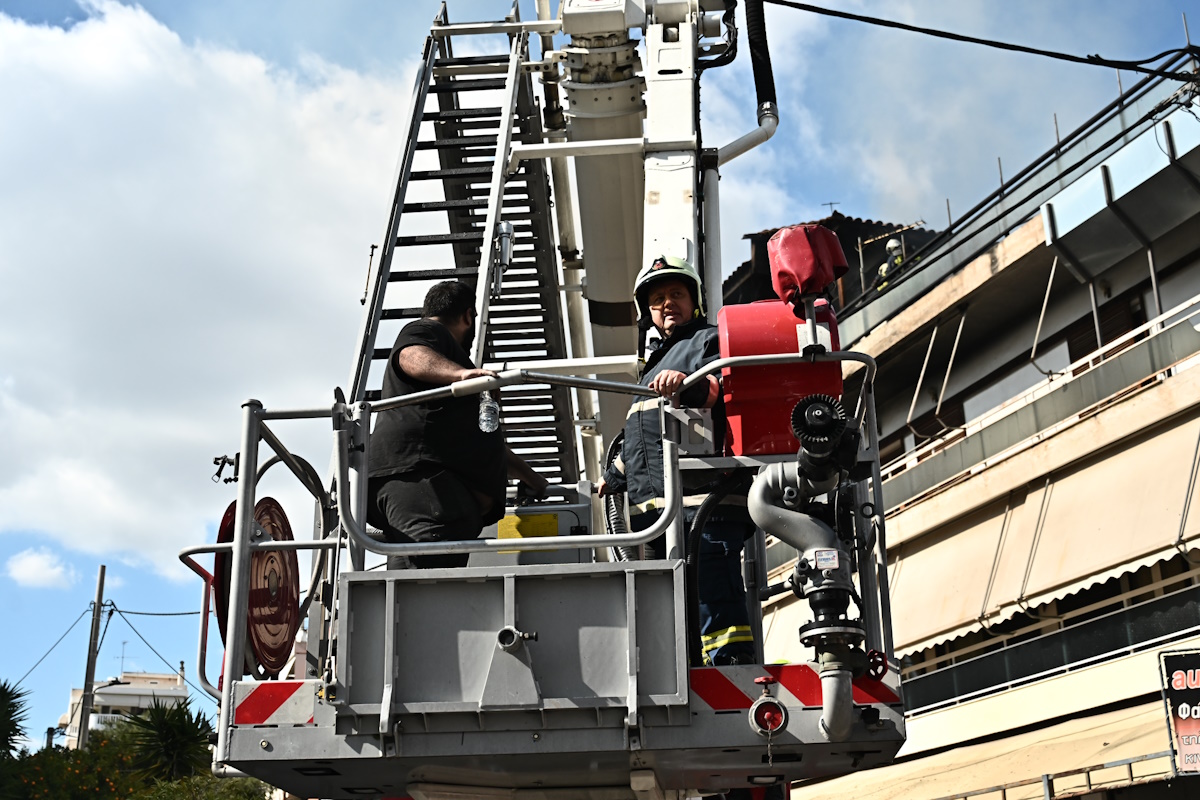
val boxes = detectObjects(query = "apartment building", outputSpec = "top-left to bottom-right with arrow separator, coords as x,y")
749,56 -> 1200,799
57,669 -> 188,749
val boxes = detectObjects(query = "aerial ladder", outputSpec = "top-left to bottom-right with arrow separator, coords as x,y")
179,2 -> 905,798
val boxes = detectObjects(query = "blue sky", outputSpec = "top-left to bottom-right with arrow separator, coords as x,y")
1,0 -> 1197,750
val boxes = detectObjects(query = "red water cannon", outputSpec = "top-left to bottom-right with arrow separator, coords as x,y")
718,224 -> 847,456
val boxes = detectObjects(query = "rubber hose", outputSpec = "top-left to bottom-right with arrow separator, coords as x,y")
602,432 -> 638,561
698,0 -> 738,73
684,471 -> 750,666
744,0 -> 776,106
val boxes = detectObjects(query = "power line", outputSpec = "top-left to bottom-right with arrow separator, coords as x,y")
840,90 -> 1182,316
763,0 -> 1199,82
116,609 -> 201,616
15,607 -> 90,689
95,605 -> 116,656
111,606 -> 216,705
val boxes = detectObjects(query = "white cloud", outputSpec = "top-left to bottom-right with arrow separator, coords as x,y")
0,2 -> 415,575
5,548 -> 79,588
0,0 -> 1188,578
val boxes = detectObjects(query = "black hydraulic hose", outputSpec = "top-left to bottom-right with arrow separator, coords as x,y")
684,471 -> 751,666
698,0 -> 739,73
602,433 -> 638,561
744,0 -> 777,106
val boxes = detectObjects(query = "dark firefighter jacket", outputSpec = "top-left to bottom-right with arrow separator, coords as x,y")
602,318 -> 749,529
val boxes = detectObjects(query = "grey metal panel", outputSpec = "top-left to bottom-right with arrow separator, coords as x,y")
883,321 -> 1200,508
339,561 -> 686,723
394,580 -> 505,705
344,582 -> 386,706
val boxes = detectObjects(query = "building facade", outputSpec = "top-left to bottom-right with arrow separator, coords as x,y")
752,57 -> 1200,799
57,670 -> 189,749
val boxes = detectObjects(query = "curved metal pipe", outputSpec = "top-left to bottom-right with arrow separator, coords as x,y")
748,462 -> 841,552
717,102 -> 777,166
749,461 -> 857,742
819,670 -> 854,742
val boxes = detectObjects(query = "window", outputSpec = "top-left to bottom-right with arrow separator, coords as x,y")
1063,291 -> 1146,364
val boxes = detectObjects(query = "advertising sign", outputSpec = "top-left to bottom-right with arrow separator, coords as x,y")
1160,649 -> 1200,772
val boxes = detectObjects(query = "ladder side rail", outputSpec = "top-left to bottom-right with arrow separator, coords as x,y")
501,74 -> 581,483
348,35 -> 439,402
471,33 -> 527,368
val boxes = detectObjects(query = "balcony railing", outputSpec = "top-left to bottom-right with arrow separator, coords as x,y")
904,582 -> 1200,715
881,292 -> 1200,511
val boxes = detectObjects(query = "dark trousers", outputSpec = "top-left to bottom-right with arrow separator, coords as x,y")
367,469 -> 483,569
639,508 -> 757,665
696,515 -> 757,665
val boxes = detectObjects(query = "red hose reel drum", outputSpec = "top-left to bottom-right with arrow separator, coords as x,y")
213,497 -> 301,679
718,300 -> 842,456
718,223 -> 847,456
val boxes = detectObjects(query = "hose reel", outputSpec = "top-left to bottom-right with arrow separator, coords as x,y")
213,497 -> 302,679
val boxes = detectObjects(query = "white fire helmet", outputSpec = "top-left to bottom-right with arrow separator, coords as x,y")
633,255 -> 705,322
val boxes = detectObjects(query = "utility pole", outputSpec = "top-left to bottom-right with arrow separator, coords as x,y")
77,564 -> 105,750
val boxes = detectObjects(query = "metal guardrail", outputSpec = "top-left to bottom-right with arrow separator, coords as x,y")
880,292 -> 1200,510
184,348 -> 891,773
905,584 -> 1200,715
929,749 -> 1175,800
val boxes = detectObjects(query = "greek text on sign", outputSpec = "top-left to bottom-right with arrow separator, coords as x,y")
1160,650 -> 1200,773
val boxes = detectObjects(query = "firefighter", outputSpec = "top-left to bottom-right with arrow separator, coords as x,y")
367,280 -> 548,569
876,237 -> 902,291
598,256 -> 757,665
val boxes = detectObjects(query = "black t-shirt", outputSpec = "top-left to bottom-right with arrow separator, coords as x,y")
368,319 -> 506,518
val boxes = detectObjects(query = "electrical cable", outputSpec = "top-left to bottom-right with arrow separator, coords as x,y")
839,90 -> 1185,317
111,606 -> 216,705
15,607 -> 90,688
763,0 -> 1199,82
94,604 -> 116,657
113,609 -> 202,616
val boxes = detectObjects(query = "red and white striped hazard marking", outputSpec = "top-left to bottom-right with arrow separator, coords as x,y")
690,664 -> 900,711
233,680 -> 317,726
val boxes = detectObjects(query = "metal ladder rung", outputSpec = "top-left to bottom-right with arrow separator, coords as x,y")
421,107 -> 503,120
410,166 -> 495,180
388,267 -> 479,282
395,231 -> 484,246
435,54 -> 511,67
438,119 -> 502,132
380,307 -> 424,320
415,135 -> 498,150
402,198 -> 488,212
429,78 -> 507,93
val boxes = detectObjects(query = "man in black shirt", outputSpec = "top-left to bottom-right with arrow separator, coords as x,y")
368,281 -> 548,568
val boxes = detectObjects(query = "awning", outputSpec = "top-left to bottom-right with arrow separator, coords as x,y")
889,405 -> 1200,657
789,702 -> 1174,800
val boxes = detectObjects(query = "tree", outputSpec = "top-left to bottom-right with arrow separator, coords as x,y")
5,733 -> 140,799
122,696 -> 213,782
0,680 -> 29,759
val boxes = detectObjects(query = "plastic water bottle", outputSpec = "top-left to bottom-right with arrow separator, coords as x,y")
478,390 -> 500,433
